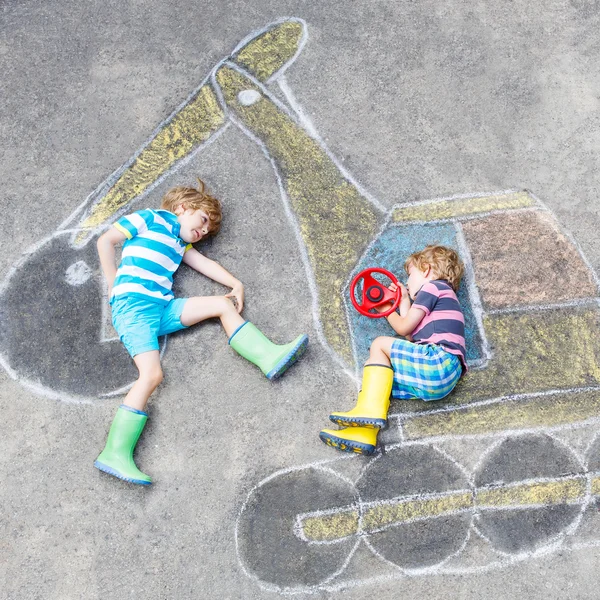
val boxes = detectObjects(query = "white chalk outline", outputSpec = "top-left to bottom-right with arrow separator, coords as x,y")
240,434 -> 600,594
234,461 -> 362,595
454,221 -> 491,366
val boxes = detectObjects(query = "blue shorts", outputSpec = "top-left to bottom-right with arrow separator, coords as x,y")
390,338 -> 463,401
111,296 -> 189,358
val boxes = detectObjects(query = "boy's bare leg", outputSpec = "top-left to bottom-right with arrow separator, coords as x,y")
365,336 -> 396,367
123,350 -> 163,412
181,295 -> 308,380
322,335 -> 395,450
180,295 -> 244,337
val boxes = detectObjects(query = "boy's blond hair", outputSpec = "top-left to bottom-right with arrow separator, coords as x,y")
404,245 -> 464,291
161,178 -> 222,236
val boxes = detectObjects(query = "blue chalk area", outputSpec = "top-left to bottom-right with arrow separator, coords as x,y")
344,222 -> 484,370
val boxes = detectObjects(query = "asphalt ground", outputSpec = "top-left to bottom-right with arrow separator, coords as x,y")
2,1 -> 600,599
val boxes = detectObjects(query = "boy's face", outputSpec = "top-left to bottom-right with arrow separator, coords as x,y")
406,262 -> 432,300
175,206 -> 210,244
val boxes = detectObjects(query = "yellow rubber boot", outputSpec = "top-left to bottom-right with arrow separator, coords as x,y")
329,364 -> 393,428
319,426 -> 379,455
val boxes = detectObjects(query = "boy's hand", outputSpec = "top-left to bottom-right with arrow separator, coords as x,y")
226,282 -> 244,313
388,281 -> 408,298
374,302 -> 393,313
373,281 -> 406,313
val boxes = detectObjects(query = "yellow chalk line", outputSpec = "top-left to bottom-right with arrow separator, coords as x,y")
475,477 -> 586,507
215,64 -> 381,364
361,491 -> 473,534
233,20 -> 304,82
300,476 -> 590,542
403,388 -> 600,440
301,508 -> 360,542
76,84 -> 225,241
74,20 -> 305,242
391,191 -> 536,222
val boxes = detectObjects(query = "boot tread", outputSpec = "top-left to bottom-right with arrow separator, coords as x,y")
94,460 -> 152,485
329,415 -> 387,428
266,335 -> 308,380
319,431 -> 376,455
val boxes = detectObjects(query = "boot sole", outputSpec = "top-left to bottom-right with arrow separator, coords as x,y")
94,460 -> 152,486
319,431 -> 376,455
329,415 -> 387,429
266,335 -> 308,380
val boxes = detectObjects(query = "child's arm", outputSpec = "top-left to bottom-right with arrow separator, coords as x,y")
384,305 -> 425,337
96,226 -> 127,297
182,248 -> 244,312
377,282 -> 423,338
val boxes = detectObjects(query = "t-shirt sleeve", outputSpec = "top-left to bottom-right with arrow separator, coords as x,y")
412,282 -> 439,316
113,209 -> 152,240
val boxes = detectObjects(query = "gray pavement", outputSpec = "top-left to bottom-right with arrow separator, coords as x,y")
2,1 -> 600,598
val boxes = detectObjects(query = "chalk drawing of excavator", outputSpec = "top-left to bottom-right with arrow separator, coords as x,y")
2,18 -> 600,593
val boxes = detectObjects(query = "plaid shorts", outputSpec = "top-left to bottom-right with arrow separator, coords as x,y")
390,339 -> 463,401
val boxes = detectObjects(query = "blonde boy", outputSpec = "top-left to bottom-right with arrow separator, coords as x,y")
95,179 -> 308,485
321,245 -> 466,455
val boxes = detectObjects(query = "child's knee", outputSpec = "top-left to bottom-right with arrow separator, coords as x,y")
140,365 -> 163,388
217,295 -> 236,314
370,336 -> 387,352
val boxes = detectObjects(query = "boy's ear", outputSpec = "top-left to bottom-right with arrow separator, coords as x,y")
174,203 -> 185,215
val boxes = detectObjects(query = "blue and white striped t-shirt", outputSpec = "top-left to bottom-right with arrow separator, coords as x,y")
111,209 -> 192,305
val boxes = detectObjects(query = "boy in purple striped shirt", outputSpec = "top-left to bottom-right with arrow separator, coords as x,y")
320,245 -> 466,455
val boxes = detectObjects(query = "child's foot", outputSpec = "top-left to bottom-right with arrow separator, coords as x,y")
94,458 -> 152,486
229,323 -> 308,380
94,406 -> 152,486
265,334 -> 308,380
319,426 -> 378,455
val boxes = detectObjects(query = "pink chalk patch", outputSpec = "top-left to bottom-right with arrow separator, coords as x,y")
462,211 -> 596,309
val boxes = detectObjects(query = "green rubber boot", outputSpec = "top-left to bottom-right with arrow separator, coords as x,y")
229,322 -> 308,380
94,405 -> 152,485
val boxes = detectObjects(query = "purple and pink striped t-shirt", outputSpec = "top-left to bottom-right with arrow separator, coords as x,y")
411,280 -> 467,372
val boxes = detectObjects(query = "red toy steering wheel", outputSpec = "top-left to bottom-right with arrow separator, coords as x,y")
350,268 -> 402,318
